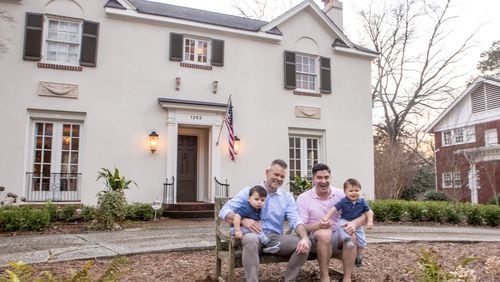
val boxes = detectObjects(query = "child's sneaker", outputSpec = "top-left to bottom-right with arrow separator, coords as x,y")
343,238 -> 355,249
262,240 -> 280,254
355,255 -> 363,267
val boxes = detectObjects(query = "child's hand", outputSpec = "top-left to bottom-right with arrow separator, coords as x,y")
235,230 -> 243,239
366,222 -> 373,230
321,217 -> 329,223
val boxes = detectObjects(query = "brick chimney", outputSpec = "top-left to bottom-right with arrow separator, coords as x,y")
322,0 -> 343,31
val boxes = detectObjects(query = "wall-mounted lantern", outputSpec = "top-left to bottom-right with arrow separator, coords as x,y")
175,77 -> 181,91
212,80 -> 218,94
149,131 -> 159,153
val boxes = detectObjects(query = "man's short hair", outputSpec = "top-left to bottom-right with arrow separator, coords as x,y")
344,178 -> 362,190
270,159 -> 288,169
249,185 -> 267,198
312,163 -> 331,176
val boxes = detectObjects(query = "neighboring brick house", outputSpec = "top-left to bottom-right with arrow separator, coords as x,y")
428,76 -> 500,204
0,0 -> 376,205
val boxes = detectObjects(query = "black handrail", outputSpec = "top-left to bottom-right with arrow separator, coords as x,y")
163,176 -> 175,205
214,177 -> 229,198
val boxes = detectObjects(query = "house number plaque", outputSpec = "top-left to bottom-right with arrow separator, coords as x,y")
190,115 -> 202,120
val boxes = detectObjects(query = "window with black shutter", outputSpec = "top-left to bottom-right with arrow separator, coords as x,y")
169,33 -> 183,61
23,13 -> 43,61
23,13 -> 100,68
284,51 -> 296,89
320,57 -> 331,94
211,39 -> 224,66
80,21 -> 99,67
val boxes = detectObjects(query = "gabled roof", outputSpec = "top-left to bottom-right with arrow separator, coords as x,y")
261,0 -> 353,48
427,76 -> 500,133
109,0 -> 282,35
105,0 -> 376,56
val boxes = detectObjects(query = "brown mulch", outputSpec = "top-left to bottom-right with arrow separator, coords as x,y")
3,242 -> 498,281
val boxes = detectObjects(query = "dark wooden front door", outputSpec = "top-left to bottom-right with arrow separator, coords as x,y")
177,135 -> 197,202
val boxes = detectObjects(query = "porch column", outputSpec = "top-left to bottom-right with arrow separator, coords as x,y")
211,123 -> 222,202
468,163 -> 478,204
166,112 -> 178,204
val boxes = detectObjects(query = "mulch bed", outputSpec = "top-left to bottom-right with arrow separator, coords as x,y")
3,242 -> 498,281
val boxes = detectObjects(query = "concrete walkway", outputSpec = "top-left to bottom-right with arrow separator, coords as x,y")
1,220 -> 499,267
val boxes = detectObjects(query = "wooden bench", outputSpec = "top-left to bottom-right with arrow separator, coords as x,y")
214,197 -> 342,282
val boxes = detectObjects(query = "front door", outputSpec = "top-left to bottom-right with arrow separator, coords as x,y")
177,135 -> 197,202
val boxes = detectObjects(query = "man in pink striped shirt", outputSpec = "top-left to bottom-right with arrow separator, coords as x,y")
296,163 -> 366,282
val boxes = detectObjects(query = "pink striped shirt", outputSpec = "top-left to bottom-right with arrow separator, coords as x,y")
296,186 -> 345,230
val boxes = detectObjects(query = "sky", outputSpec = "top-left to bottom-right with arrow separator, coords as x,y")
153,0 -> 499,79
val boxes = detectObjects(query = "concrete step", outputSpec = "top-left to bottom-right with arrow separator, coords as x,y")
165,210 -> 214,219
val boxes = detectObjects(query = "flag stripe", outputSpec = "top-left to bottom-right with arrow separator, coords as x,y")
225,98 -> 235,161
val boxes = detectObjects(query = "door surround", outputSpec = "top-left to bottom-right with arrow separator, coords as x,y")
158,98 -> 227,204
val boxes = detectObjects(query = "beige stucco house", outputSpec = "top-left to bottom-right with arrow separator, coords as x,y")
0,0 -> 376,206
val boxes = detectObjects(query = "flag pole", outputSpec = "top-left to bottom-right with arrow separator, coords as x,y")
216,94 -> 232,146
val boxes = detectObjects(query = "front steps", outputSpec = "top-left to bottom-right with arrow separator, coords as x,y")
163,202 -> 215,218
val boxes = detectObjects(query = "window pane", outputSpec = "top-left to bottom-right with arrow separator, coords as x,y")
72,125 -> 80,137
71,138 -> 79,151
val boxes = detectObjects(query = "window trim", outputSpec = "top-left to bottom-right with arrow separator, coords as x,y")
295,53 -> 319,93
442,171 -> 461,188
484,129 -> 498,146
182,36 -> 211,66
441,126 -> 475,146
41,15 -> 83,67
288,128 -> 325,179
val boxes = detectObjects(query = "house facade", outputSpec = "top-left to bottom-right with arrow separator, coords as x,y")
0,0 -> 375,205
428,76 -> 500,204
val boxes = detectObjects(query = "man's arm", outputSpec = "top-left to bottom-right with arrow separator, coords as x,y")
233,213 -> 243,239
294,223 -> 311,254
365,210 -> 374,229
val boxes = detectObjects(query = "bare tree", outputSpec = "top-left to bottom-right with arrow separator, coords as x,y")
0,9 -> 15,56
361,0 -> 477,145
231,0 -> 296,20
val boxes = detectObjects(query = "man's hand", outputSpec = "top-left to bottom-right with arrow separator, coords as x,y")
241,218 -> 261,233
235,230 -> 243,239
343,221 -> 357,235
295,237 -> 311,254
319,219 -> 332,230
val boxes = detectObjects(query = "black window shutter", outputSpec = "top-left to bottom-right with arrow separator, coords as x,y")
80,21 -> 99,67
23,13 -> 43,61
211,39 -> 224,66
169,33 -> 183,61
320,57 -> 331,94
284,51 -> 296,89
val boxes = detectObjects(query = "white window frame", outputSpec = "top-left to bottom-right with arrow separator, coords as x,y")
295,53 -> 319,92
442,126 -> 475,146
41,15 -> 83,66
288,129 -> 325,179
442,171 -> 461,188
183,36 -> 211,65
485,129 -> 498,146
26,110 -> 85,198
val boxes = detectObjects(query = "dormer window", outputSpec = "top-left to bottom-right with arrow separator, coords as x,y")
184,37 -> 209,64
169,33 -> 224,68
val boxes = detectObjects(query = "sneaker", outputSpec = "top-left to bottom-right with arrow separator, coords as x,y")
262,240 -> 281,254
343,238 -> 355,249
355,255 -> 363,267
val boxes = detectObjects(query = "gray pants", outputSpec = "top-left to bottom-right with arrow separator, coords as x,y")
241,232 -> 310,282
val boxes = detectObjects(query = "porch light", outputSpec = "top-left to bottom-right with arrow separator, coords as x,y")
149,131 -> 159,153
234,136 -> 241,155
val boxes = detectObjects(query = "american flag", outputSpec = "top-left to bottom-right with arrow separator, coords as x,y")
225,98 -> 235,161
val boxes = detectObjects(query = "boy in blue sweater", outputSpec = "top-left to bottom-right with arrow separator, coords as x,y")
321,178 -> 374,267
